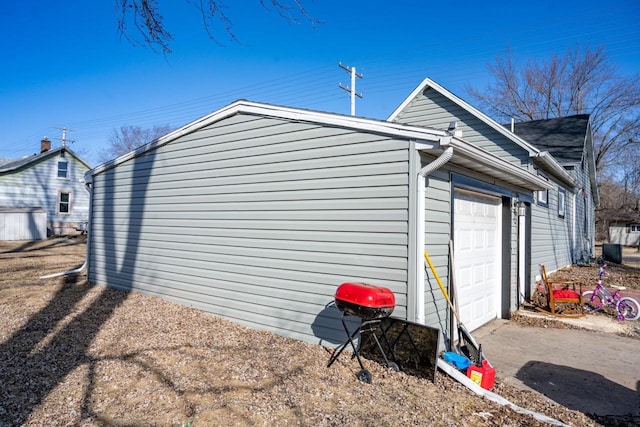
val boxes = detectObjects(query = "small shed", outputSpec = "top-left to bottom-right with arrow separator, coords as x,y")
609,222 -> 640,247
0,207 -> 47,241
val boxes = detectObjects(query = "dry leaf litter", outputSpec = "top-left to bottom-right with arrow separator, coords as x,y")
2,238 -> 639,427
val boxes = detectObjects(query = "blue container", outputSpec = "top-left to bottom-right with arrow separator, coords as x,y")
443,352 -> 473,370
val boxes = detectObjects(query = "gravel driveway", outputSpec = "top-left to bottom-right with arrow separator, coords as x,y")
0,238 -> 624,426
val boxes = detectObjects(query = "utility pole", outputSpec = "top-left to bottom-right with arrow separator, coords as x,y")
338,62 -> 363,116
55,127 -> 75,148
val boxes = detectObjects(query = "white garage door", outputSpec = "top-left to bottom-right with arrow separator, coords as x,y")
453,189 -> 501,332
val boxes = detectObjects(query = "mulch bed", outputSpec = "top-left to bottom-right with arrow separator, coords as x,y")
3,238 -> 637,426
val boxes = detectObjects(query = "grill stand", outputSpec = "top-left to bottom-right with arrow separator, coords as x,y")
327,315 -> 399,383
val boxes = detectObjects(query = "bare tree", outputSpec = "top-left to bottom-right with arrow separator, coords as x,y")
614,144 -> 640,208
467,46 -> 640,172
595,165 -> 640,241
98,124 -> 173,163
115,0 -> 319,53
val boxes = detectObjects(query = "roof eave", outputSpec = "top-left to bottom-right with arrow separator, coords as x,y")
87,100 -> 447,178
532,152 -> 579,189
418,137 -> 552,191
0,146 -> 91,174
456,139 -> 552,191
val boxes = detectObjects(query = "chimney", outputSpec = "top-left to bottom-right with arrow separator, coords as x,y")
40,137 -> 51,153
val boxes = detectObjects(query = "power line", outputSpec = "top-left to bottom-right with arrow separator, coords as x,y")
2,2 -> 638,161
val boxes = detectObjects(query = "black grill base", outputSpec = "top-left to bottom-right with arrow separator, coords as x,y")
335,299 -> 394,319
326,313 -> 397,383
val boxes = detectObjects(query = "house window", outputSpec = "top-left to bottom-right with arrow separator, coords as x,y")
537,189 -> 548,207
630,224 -> 640,233
558,188 -> 566,218
58,191 -> 72,214
57,161 -> 69,179
536,169 -> 549,208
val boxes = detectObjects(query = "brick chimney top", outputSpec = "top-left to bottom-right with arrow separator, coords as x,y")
40,137 -> 51,153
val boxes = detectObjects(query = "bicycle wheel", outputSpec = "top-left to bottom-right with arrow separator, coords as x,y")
582,291 -> 603,311
616,297 -> 640,321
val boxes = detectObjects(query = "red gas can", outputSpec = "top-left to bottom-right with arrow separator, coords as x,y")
466,359 -> 496,390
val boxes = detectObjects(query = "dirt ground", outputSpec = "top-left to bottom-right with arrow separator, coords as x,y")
1,238 -> 636,427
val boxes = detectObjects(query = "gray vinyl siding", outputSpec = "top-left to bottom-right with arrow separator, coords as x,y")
392,88 -> 530,168
0,153 -> 90,234
572,146 -> 596,259
530,181 -> 573,282
422,166 -> 452,333
88,113 -> 412,345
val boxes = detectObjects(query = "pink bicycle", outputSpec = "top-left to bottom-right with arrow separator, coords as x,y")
582,263 -> 640,321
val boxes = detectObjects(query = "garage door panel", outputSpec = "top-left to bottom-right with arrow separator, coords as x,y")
454,189 -> 501,332
457,265 -> 472,291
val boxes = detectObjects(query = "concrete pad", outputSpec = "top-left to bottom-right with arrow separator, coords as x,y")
473,317 -> 640,417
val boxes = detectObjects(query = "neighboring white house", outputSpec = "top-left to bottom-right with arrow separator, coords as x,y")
0,138 -> 92,239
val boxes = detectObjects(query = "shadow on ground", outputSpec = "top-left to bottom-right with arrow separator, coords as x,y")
516,361 -> 640,425
0,273 -> 130,426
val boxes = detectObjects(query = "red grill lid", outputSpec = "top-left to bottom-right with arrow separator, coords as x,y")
335,282 -> 395,309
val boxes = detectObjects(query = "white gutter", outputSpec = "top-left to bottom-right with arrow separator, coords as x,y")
40,177 -> 93,280
40,260 -> 87,279
415,142 -> 454,324
533,151 -> 578,189
437,359 -> 569,426
449,139 -> 552,190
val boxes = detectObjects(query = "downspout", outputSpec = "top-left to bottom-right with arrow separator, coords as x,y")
437,359 -> 569,426
572,193 -> 577,261
40,178 -> 93,279
415,142 -> 454,324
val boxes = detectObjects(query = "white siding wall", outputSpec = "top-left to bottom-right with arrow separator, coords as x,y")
88,114 -> 413,345
0,208 -> 47,240
0,153 -> 90,235
610,225 -> 640,246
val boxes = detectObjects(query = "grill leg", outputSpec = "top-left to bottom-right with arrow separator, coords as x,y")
361,320 -> 398,370
327,316 -> 366,369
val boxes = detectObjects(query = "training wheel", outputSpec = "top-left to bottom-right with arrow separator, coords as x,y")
357,369 -> 372,384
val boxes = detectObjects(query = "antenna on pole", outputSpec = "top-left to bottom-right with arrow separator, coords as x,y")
54,127 -> 76,148
338,62 -> 363,116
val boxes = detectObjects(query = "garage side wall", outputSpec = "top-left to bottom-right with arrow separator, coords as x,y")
88,114 -> 412,345
422,166 -> 451,333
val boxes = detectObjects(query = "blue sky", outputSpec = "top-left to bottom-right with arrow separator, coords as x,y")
1,0 -> 638,165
